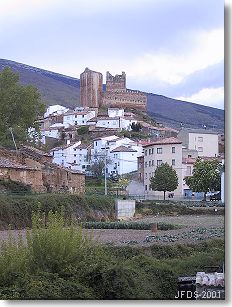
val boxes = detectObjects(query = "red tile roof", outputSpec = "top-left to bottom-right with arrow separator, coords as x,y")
110,146 -> 137,153
143,137 -> 182,147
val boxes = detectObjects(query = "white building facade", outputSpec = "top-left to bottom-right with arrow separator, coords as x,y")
63,109 -> 96,128
178,129 -> 219,158
143,137 -> 183,197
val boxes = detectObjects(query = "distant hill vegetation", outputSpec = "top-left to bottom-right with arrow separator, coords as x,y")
0,59 -> 224,131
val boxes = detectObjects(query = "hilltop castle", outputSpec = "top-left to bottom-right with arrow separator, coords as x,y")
80,68 -> 147,110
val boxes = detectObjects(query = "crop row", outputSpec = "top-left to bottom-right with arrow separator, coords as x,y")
144,227 -> 224,243
81,221 -> 182,230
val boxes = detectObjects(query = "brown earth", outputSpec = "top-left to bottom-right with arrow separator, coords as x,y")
0,214 -> 224,248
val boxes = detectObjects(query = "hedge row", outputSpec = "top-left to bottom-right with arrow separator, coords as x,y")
81,221 -> 182,230
0,194 -> 115,230
136,201 -> 224,216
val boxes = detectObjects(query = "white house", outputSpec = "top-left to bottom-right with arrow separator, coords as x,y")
108,108 -> 124,118
108,146 -> 139,175
44,105 -> 69,118
92,135 -> 143,176
63,109 -> 96,128
40,123 -> 65,144
50,141 -> 81,168
95,116 -> 137,130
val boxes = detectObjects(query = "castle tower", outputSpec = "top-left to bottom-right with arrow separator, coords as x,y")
106,71 -> 126,92
80,68 -> 103,108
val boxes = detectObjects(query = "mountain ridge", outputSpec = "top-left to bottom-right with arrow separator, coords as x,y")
0,58 -> 224,131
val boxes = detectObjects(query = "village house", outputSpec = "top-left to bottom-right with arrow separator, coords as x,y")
92,135 -> 143,176
51,142 -> 92,173
143,137 -> 183,198
63,108 -> 96,128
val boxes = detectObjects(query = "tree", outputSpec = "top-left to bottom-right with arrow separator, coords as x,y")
185,158 -> 221,201
150,163 -> 178,200
130,122 -> 142,132
90,154 -> 112,178
0,67 -> 45,148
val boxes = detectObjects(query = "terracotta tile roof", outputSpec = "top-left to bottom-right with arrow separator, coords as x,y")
74,143 -> 92,150
0,157 -> 36,170
111,146 -> 137,153
143,137 -> 182,147
182,157 -> 196,164
20,146 -> 52,157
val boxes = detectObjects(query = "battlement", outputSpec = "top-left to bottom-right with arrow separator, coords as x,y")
106,71 -> 126,92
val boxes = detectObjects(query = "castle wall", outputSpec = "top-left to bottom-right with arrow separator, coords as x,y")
103,89 -> 147,110
80,68 -> 103,108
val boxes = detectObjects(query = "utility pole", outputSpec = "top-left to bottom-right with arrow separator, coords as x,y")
104,143 -> 108,195
9,127 -> 18,151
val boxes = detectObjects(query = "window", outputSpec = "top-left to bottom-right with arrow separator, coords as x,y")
75,121 -> 77,125
82,165 -> 86,169
149,161 -> 151,167
157,148 -> 162,154
151,148 -> 154,154
157,160 -> 162,166
145,149 -> 148,156
82,121 -> 85,124
74,154 -> 76,157
198,147 -> 203,152
145,173 -> 147,179
187,166 -> 191,176
172,159 -> 175,166
152,160 -> 154,166
145,162 -> 148,167
74,160 -> 76,164
172,147 -> 175,153
149,148 -> 152,155
82,115 -> 84,118
145,185 -> 147,191
198,137 -> 203,142
95,141 -> 97,146
188,154 -> 192,158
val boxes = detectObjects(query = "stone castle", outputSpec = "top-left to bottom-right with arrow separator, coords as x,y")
80,67 -> 147,110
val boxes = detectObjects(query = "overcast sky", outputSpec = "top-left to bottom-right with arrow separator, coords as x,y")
0,0 -> 224,109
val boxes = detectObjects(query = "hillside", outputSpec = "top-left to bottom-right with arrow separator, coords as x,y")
147,94 -> 224,131
0,59 -> 80,108
0,59 -> 224,131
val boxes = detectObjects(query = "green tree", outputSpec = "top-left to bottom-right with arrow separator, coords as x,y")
130,122 -> 142,132
0,67 -> 45,148
150,163 -> 178,200
185,158 -> 221,201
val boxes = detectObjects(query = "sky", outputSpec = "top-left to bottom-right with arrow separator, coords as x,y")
0,0 -> 225,109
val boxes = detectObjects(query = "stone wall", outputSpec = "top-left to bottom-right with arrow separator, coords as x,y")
43,167 -> 85,194
0,167 -> 45,192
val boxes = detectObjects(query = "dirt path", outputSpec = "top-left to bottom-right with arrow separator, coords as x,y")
0,215 -> 224,248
